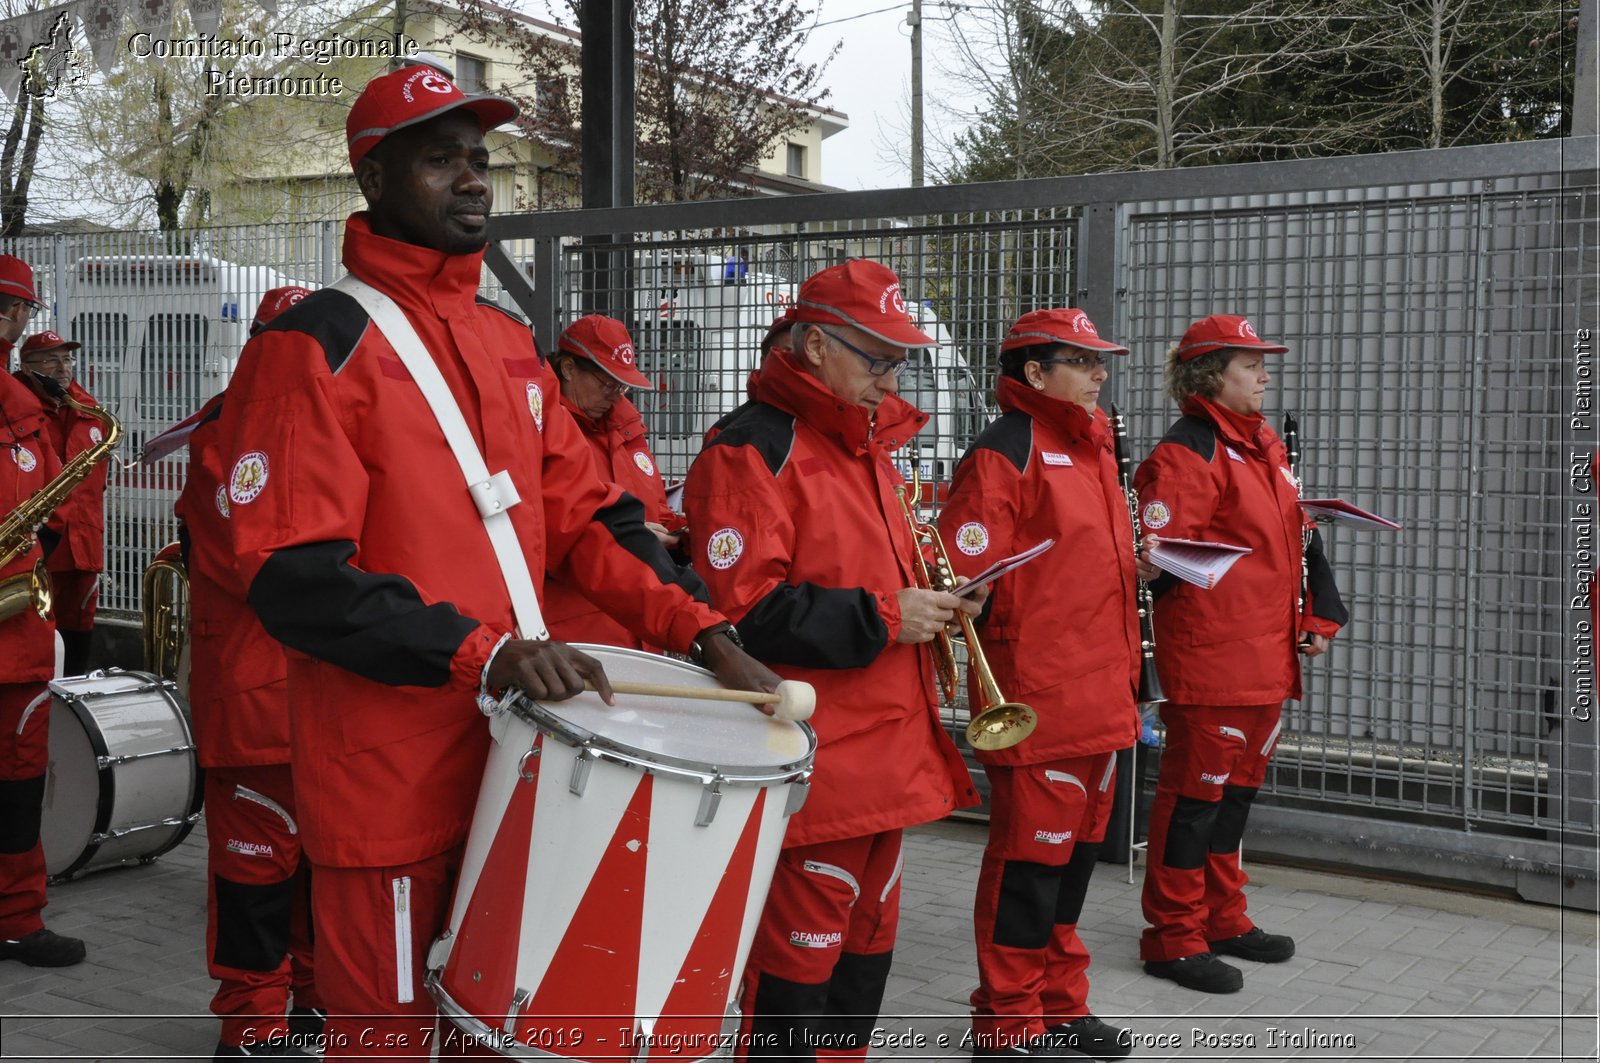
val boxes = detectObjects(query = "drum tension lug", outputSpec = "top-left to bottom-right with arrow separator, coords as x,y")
504,987 -> 532,1036
570,748 -> 593,796
695,777 -> 724,827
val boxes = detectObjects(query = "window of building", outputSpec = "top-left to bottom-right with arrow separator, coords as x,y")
786,143 -> 806,179
457,53 -> 487,94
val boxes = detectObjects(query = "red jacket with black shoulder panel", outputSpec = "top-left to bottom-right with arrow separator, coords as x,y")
938,377 -> 1142,766
217,215 -> 724,867
683,350 -> 978,847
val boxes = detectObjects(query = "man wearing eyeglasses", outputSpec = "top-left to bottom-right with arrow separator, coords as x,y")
544,314 -> 683,649
685,258 -> 981,1061
14,329 -> 107,675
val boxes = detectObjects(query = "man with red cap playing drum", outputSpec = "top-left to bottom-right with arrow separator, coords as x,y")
215,68 -> 776,1059
544,314 -> 684,648
13,326 -> 107,676
937,308 -> 1150,1059
685,258 -> 981,1061
0,254 -> 86,971
1134,314 -> 1346,995
174,286 -> 324,1059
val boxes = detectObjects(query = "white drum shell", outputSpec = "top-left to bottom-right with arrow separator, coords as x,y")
430,646 -> 814,1060
41,669 -> 202,880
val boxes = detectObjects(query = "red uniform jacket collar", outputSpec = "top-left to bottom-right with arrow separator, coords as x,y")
1182,395 -> 1269,454
14,370 -> 96,411
560,392 -> 647,447
755,349 -> 927,455
0,368 -> 44,444
343,212 -> 484,317
995,376 -> 1109,447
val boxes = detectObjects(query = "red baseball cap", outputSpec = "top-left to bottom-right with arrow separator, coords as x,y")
346,66 -> 518,168
0,254 -> 37,305
793,259 -> 936,347
760,306 -> 796,357
1174,314 -> 1288,362
20,330 -> 78,355
250,286 -> 314,335
558,314 -> 653,390
1001,308 -> 1127,355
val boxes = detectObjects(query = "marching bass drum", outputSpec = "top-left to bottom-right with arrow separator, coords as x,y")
40,669 -> 203,880
428,645 -> 815,1060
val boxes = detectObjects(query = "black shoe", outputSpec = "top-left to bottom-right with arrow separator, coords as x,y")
1208,926 -> 1295,963
1046,1016 -> 1132,1060
287,1006 -> 326,1039
0,927 -> 86,967
973,1032 -> 1091,1059
1144,951 -> 1244,994
214,1037 -> 315,1059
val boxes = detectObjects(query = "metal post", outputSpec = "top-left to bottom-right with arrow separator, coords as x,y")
580,0 -> 636,326
910,0 -> 924,187
1577,0 -> 1597,137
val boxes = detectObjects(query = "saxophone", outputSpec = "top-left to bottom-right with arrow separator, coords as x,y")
0,376 -> 122,622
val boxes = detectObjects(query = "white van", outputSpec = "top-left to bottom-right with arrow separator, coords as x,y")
59,254 -> 315,616
620,252 -> 986,488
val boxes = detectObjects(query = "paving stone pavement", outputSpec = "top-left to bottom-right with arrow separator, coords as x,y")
2,817 -> 1596,1062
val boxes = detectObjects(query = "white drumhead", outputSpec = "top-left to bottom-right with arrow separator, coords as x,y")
41,698 -> 97,876
514,645 -> 812,772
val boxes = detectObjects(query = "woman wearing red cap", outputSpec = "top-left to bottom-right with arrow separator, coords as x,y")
544,314 -> 682,648
938,308 -> 1147,1060
1133,315 -> 1346,994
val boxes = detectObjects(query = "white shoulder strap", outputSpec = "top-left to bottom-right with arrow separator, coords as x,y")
332,274 -> 548,641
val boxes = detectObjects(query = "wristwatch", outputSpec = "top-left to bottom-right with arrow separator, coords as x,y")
690,622 -> 743,664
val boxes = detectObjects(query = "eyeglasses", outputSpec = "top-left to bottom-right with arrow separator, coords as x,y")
578,359 -> 630,395
23,353 -> 73,367
1037,354 -> 1109,371
819,327 -> 911,378
4,301 -> 38,320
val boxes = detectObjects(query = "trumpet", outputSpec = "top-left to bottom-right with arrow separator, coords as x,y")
1110,406 -> 1167,709
893,457 -> 1036,751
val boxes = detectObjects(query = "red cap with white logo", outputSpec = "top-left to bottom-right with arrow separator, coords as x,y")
558,314 -> 653,389
0,254 -> 37,305
1173,314 -> 1288,362
1000,308 -> 1127,355
20,330 -> 79,355
793,259 -> 937,348
346,66 -> 518,168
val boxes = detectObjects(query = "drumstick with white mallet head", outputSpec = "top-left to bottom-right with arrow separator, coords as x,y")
584,678 -> 815,722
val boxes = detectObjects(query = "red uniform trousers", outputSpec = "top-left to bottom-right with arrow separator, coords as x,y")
47,569 -> 98,632
0,683 -> 51,940
971,753 -> 1117,1045
738,831 -> 904,1063
204,765 -> 319,1047
48,570 -> 98,675
308,848 -> 495,1061
1139,703 -> 1281,962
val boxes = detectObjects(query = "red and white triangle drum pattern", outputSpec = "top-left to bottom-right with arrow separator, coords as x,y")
429,647 -> 813,1060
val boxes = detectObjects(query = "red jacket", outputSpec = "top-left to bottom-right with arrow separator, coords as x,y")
0,364 -> 59,682
14,375 -> 107,574
684,350 -> 977,847
174,392 -> 289,768
939,378 -> 1141,765
1133,397 -> 1345,706
218,215 -> 725,867
543,394 -> 675,648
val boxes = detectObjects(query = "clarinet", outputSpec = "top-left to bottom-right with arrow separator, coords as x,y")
1110,406 -> 1167,708
1283,412 -> 1313,648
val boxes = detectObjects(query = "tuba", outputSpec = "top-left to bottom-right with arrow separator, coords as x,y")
0,377 -> 121,622
1110,406 -> 1167,709
894,454 -> 1037,751
142,542 -> 189,685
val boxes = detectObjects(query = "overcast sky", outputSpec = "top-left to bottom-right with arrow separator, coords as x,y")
796,0 -> 979,190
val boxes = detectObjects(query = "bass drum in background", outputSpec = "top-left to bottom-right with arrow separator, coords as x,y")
41,669 -> 203,881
